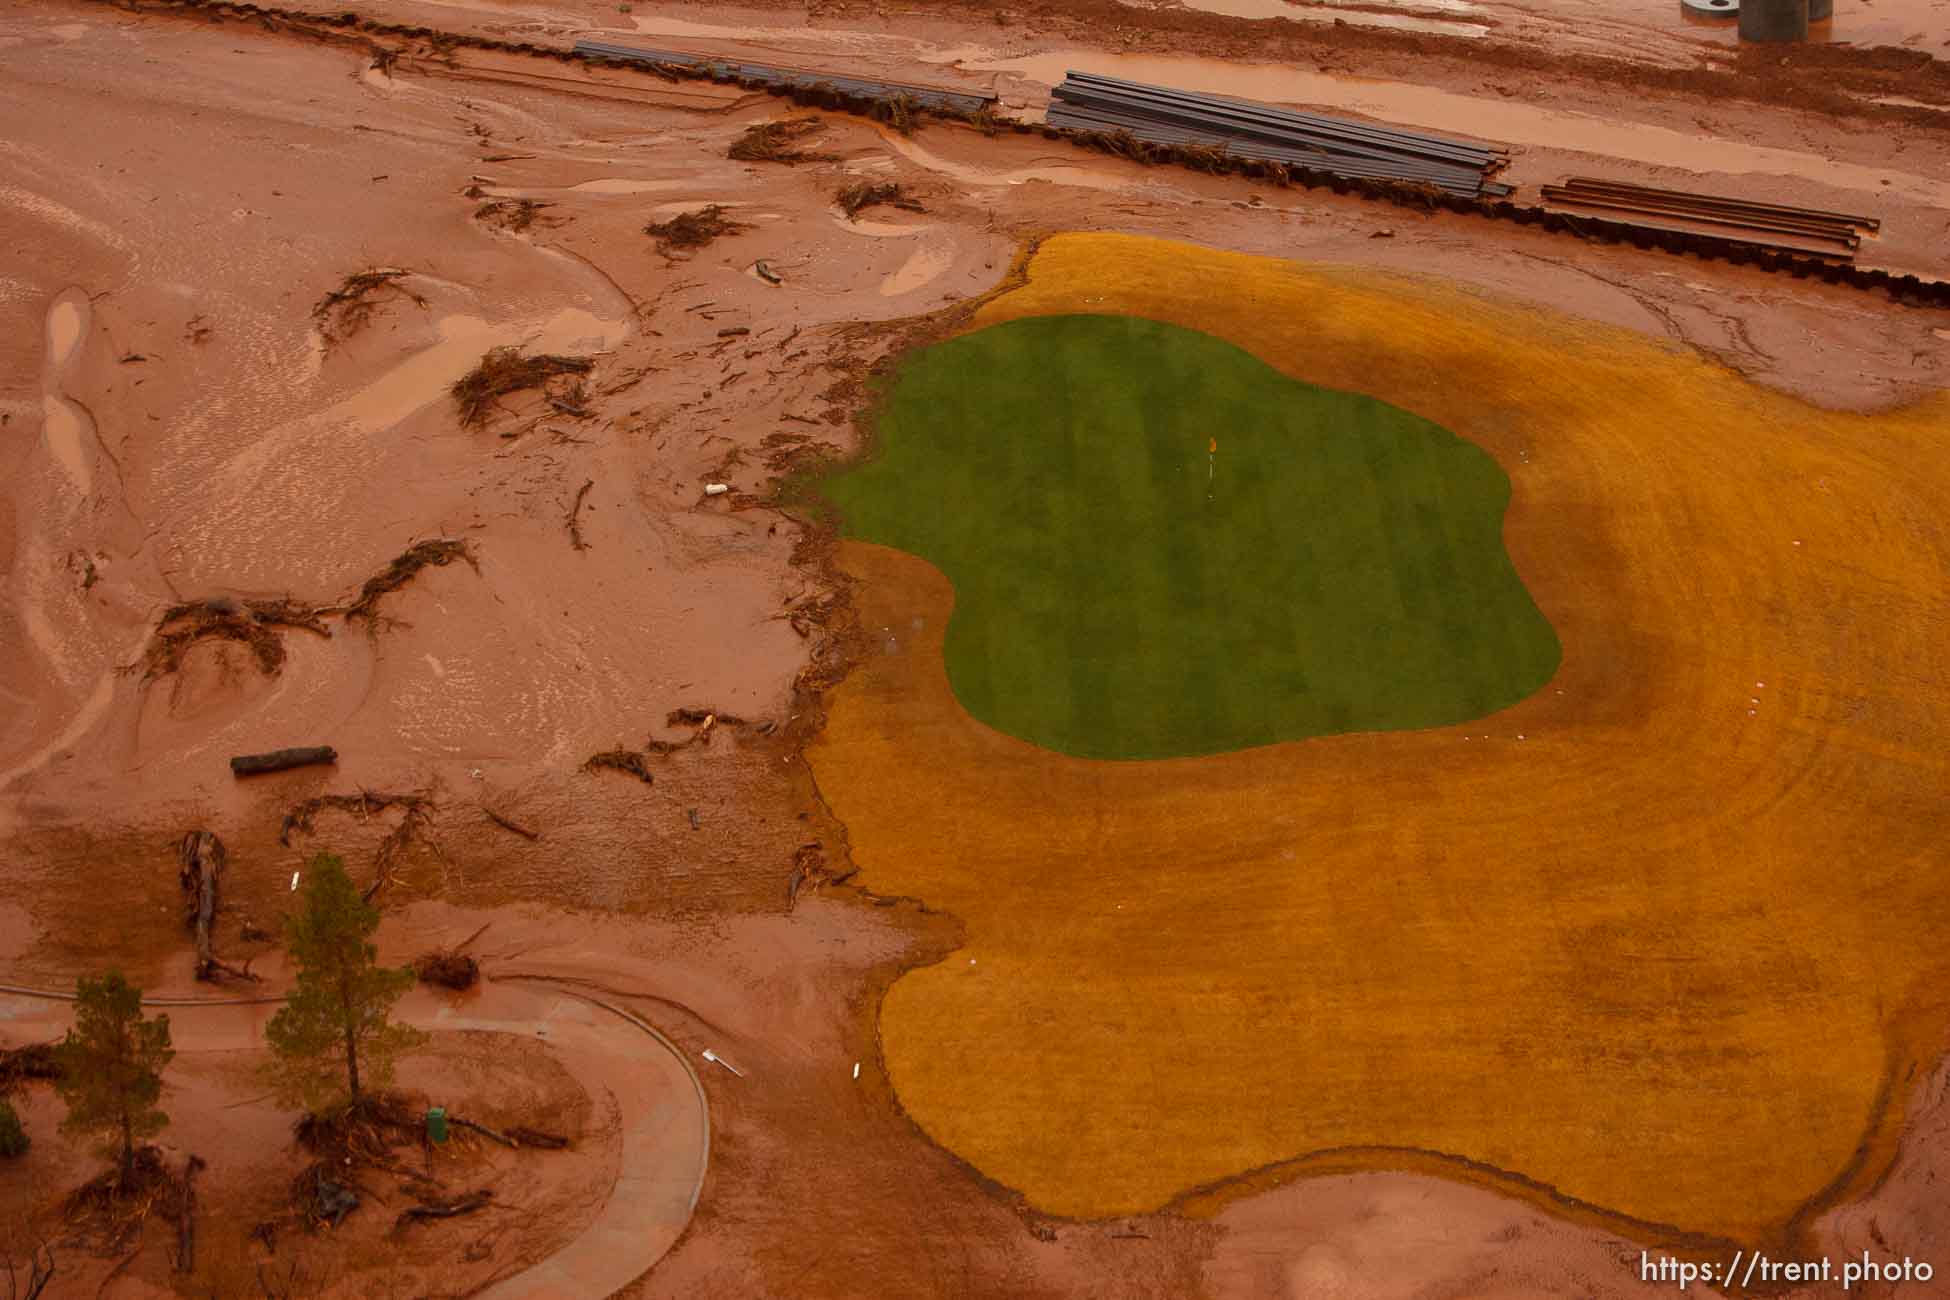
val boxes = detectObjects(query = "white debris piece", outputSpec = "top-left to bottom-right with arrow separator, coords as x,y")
852,1062 -> 861,1080
290,871 -> 301,891
702,1048 -> 745,1078
704,483 -> 730,496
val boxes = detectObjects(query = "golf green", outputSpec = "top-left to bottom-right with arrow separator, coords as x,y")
819,314 -> 1560,760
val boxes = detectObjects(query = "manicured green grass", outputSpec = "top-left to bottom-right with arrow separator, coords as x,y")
820,314 -> 1560,760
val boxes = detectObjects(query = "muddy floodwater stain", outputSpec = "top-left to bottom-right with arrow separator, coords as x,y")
808,234 -> 1950,1246
821,315 -> 1558,760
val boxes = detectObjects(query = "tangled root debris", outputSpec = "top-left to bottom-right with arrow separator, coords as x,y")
727,118 -> 834,164
645,204 -> 750,255
474,197 -> 555,232
450,348 -> 594,428
344,539 -> 477,623
413,950 -> 479,990
836,181 -> 925,219
583,748 -> 655,784
141,597 -> 330,680
311,269 -> 427,345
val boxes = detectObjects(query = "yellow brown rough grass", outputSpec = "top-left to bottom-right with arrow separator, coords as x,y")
807,232 -> 1950,1250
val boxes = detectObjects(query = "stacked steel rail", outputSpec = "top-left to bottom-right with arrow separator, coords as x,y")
1046,70 -> 1510,199
99,0 -> 1950,308
572,40 -> 996,116
1541,177 -> 1874,262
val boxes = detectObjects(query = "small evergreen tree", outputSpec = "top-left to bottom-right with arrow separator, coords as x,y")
53,971 -> 172,1184
0,1097 -> 28,1158
266,853 -> 423,1113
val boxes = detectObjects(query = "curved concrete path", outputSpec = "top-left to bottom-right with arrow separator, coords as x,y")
0,977 -> 708,1299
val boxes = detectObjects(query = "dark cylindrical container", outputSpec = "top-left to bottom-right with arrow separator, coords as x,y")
1740,0 -> 1809,39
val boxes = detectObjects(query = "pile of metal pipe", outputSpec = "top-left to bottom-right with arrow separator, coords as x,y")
1046,70 -> 1510,198
572,40 -> 997,115
1541,176 -> 1873,260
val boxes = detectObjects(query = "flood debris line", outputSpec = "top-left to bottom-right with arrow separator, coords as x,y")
572,40 -> 996,116
450,349 -> 594,430
310,268 -> 427,345
645,204 -> 749,254
1047,70 -> 1510,197
278,791 -> 440,901
178,831 -> 258,982
789,840 -> 856,905
837,181 -> 925,220
343,538 -> 478,623
141,597 -> 330,680
725,118 -> 836,165
231,747 -> 339,777
566,478 -> 595,551
1540,175 -> 1875,261
583,748 -> 656,784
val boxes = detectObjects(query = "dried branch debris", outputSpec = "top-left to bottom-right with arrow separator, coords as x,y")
727,118 -> 834,164
474,198 -> 555,232
582,749 -> 655,785
644,205 -> 749,255
481,804 -> 540,840
141,597 -> 329,680
395,1189 -> 491,1229
343,539 -> 477,623
566,479 -> 594,551
311,269 -> 427,345
450,348 -> 594,429
0,1042 -> 60,1091
836,181 -> 925,220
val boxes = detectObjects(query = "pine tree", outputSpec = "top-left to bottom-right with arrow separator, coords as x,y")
53,971 -> 172,1185
266,853 -> 423,1113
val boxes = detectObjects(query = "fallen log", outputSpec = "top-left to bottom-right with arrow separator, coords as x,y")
395,1189 -> 492,1228
177,832 -> 224,979
230,746 -> 338,776
175,1154 -> 205,1273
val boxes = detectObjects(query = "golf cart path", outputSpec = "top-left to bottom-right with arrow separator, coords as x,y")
0,977 -> 708,1299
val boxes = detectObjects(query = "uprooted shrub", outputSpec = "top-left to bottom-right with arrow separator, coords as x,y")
727,118 -> 834,164
644,204 -> 750,255
836,181 -> 925,220
474,198 -> 555,232
311,269 -> 427,345
449,348 -> 594,429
